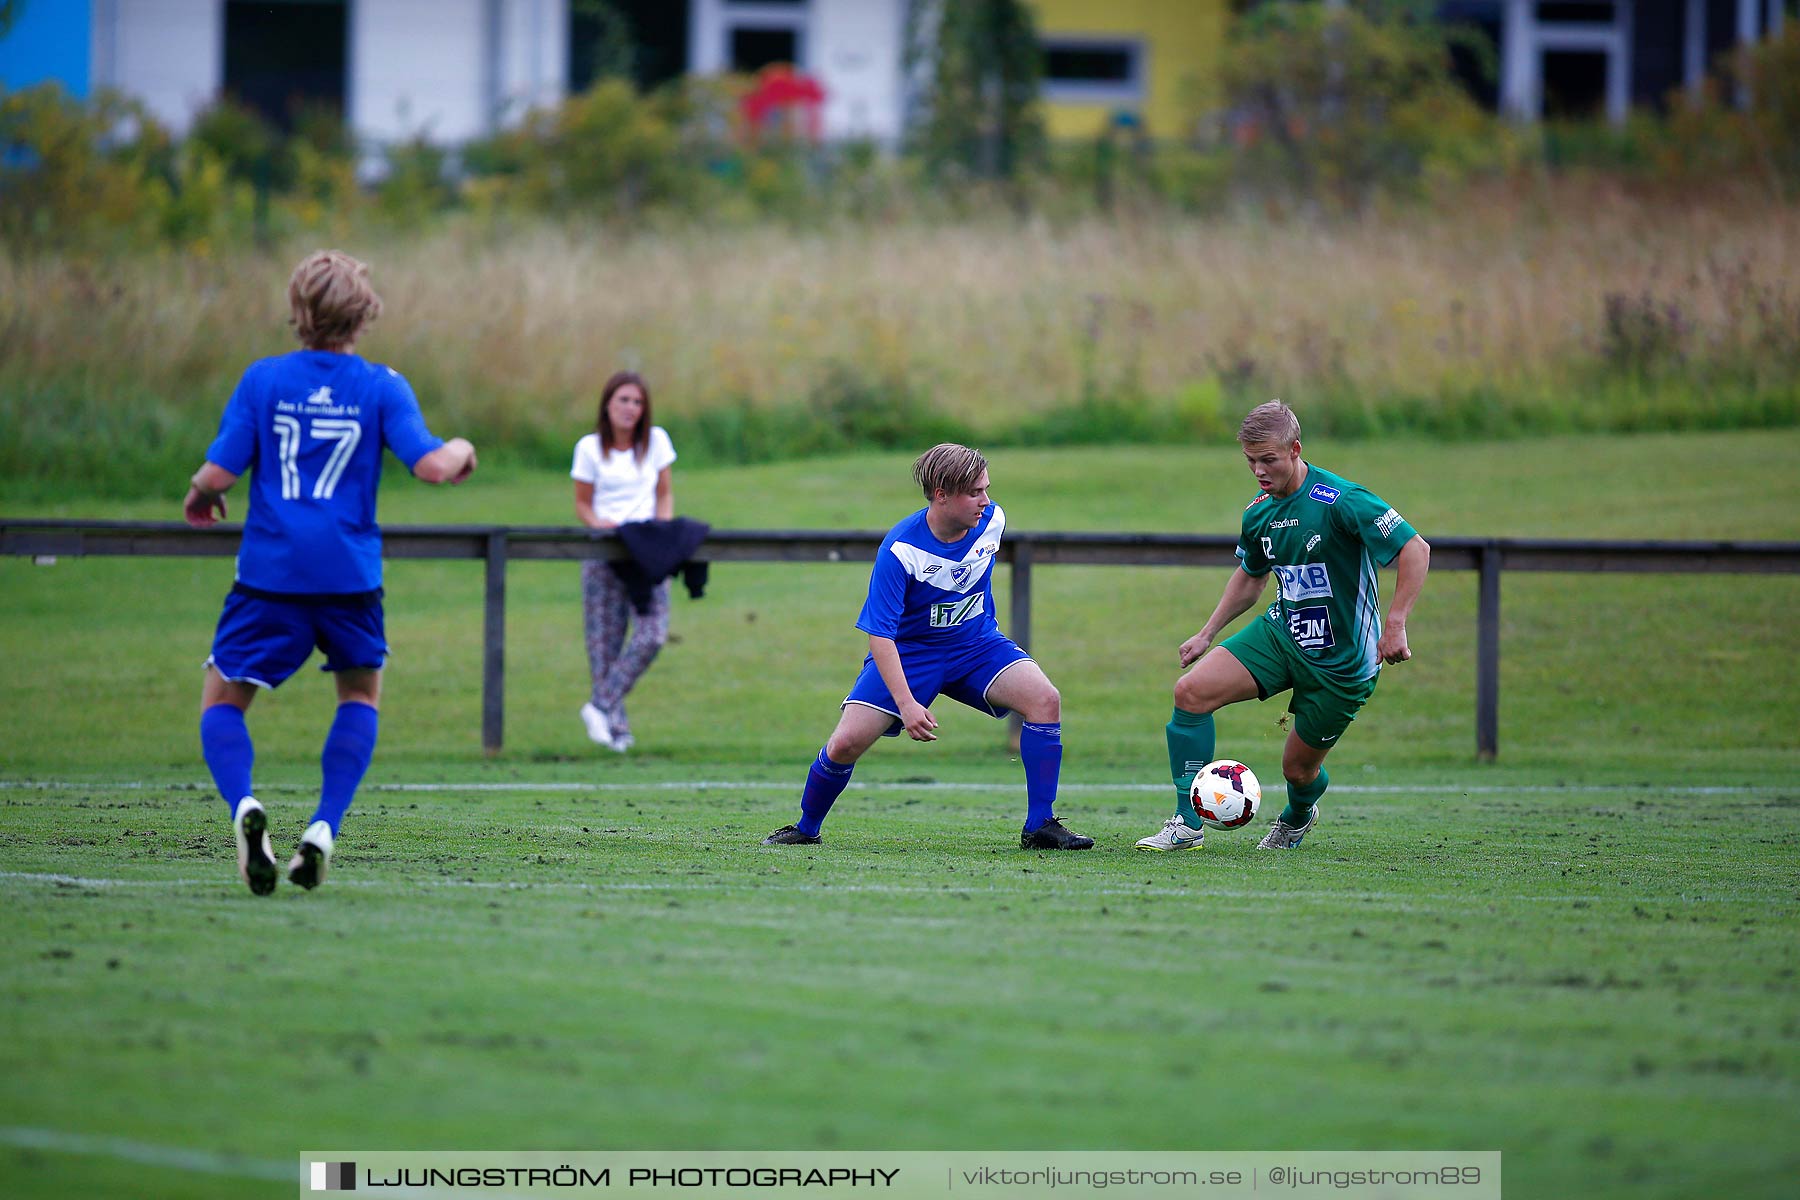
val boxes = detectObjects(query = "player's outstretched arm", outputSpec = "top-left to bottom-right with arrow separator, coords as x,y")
1379,534 -> 1431,665
869,635 -> 936,741
183,463 -> 239,528
1179,568 -> 1268,668
414,437 -> 478,485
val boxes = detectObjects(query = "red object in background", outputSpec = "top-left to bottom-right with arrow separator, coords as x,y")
740,65 -> 826,142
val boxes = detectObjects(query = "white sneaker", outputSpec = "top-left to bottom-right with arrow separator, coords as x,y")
1257,803 -> 1319,850
1135,814 -> 1206,851
287,820 -> 334,890
233,798 -> 277,896
578,702 -> 615,748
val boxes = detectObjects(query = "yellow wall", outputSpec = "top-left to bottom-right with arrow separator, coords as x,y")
1026,0 -> 1227,141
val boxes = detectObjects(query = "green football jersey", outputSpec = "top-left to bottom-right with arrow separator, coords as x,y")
1235,463 -> 1418,683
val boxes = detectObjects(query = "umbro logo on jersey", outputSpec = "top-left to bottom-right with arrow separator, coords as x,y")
923,565 -> 941,576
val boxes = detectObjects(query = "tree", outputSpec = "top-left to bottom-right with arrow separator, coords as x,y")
905,0 -> 1044,182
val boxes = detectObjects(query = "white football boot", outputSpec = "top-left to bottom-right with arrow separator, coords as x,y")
1135,814 -> 1206,851
287,820 -> 335,890
1257,803 -> 1319,849
233,798 -> 278,896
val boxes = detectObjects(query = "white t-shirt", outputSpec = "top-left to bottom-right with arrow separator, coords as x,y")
571,426 -> 676,524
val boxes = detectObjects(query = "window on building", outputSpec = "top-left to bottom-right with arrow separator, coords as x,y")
1537,3 -> 1618,23
223,0 -> 346,132
731,27 -> 800,72
569,0 -> 689,92
1041,40 -> 1144,104
1541,49 -> 1608,119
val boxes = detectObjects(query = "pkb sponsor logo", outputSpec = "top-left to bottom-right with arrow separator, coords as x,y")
1287,605 -> 1335,650
1274,563 -> 1333,602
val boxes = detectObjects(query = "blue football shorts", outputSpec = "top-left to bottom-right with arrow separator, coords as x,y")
843,633 -> 1033,736
206,587 -> 388,689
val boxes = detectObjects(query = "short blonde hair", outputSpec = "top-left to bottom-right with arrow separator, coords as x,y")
289,250 -> 382,349
1239,399 -> 1301,447
912,443 -> 988,500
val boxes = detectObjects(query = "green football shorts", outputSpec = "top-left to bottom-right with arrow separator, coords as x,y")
1219,616 -> 1379,750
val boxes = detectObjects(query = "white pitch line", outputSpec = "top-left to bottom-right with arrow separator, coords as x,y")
0,868 -> 1768,908
0,1125 -> 293,1183
0,779 -> 1789,796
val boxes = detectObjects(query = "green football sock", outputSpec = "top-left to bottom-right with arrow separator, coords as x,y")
1281,767 -> 1329,827
1165,707 -> 1214,827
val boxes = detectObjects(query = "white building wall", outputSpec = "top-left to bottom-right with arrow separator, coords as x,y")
813,0 -> 905,142
92,0 -> 221,135
494,0 -> 566,124
689,0 -> 908,143
352,0 -> 487,143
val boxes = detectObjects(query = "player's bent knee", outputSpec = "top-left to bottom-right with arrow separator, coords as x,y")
1020,686 -> 1060,724
825,734 -> 871,764
1171,676 -> 1220,715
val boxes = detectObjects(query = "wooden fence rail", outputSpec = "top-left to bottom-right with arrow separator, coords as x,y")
6,519 -> 1797,759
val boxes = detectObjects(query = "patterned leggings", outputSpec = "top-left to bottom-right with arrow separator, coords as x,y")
581,561 -> 669,739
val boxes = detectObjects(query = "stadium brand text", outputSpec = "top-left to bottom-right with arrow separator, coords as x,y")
1270,518 -> 1299,529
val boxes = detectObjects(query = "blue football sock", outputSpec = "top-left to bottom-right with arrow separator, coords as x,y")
796,748 -> 855,836
200,703 -> 255,819
312,702 -> 379,838
1165,707 -> 1214,827
1019,721 -> 1063,832
1281,767 -> 1329,827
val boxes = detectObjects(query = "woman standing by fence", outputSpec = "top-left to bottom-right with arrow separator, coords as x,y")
571,371 -> 676,752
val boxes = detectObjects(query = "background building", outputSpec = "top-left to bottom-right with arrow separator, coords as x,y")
2,0 -> 1792,152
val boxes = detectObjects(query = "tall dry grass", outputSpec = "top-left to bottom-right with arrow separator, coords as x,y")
2,179 -> 1797,492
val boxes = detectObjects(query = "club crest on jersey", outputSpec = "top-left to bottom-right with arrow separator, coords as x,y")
1274,562 -> 1333,602
950,564 -> 970,586
1308,482 -> 1341,504
1305,532 -> 1323,552
1287,605 -> 1335,650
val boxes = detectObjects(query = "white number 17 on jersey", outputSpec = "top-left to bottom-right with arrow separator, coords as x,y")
273,415 -> 362,500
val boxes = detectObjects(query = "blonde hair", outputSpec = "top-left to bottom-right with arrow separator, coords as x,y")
912,443 -> 988,500
1239,399 -> 1301,447
289,250 -> 383,350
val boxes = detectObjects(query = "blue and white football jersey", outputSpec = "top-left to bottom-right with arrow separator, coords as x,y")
856,504 -> 1006,646
205,350 -> 444,594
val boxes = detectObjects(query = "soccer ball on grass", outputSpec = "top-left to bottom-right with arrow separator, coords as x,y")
1190,759 -> 1261,830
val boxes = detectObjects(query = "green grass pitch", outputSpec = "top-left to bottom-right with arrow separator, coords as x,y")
2,433 -> 1797,1198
